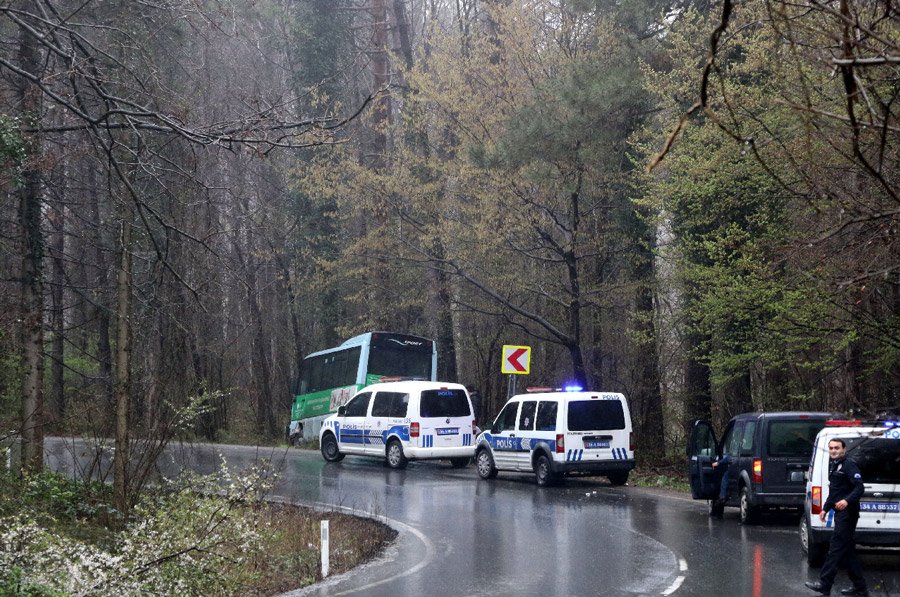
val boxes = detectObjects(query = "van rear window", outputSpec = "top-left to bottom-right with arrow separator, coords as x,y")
420,389 -> 471,418
767,421 -> 824,457
567,400 -> 625,431
846,437 -> 900,484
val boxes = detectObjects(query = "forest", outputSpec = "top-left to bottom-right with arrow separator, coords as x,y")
1,0 -> 897,504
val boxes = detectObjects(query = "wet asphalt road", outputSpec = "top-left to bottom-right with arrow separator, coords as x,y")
45,439 -> 900,596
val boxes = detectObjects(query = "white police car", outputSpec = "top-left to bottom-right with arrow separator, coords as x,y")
799,418 -> 900,566
474,388 -> 634,486
319,380 -> 476,469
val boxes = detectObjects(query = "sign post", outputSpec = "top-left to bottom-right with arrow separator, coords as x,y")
321,520 -> 330,577
501,345 -> 531,398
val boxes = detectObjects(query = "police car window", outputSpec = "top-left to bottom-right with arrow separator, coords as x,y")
740,421 -> 757,456
494,402 -> 519,433
536,401 -> 558,431
518,401 -> 537,431
345,392 -> 371,417
567,400 -> 625,431
389,393 -> 409,418
420,389 -> 471,417
845,437 -> 900,484
371,392 -> 408,417
767,421 -> 822,457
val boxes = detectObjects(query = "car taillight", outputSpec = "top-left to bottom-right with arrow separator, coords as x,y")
752,458 -> 763,484
410,422 -> 420,438
811,486 -> 822,515
629,432 -> 634,452
472,420 -> 476,435
556,434 -> 565,454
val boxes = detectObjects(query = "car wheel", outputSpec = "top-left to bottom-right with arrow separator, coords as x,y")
475,449 -> 497,479
799,515 -> 828,567
607,471 -> 629,486
386,440 -> 408,469
534,454 -> 558,487
320,433 -> 344,462
739,486 -> 760,524
450,457 -> 471,468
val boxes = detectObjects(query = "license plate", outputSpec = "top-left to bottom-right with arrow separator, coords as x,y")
860,502 -> 899,513
585,440 -> 609,449
436,427 -> 459,436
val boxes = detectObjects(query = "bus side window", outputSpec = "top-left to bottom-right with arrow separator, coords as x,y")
304,356 -> 324,393
341,347 -> 361,385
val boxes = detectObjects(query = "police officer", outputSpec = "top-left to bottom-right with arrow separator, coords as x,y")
805,438 -> 868,596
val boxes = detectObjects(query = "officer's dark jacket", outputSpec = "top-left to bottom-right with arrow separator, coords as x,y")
823,456 -> 865,513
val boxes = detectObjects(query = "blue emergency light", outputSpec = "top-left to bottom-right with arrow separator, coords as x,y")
563,385 -> 583,392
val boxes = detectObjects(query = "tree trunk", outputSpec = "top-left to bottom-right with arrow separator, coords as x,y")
49,194 -> 65,425
16,7 -> 44,473
113,206 -> 134,514
684,331 -> 712,429
634,282 -> 664,457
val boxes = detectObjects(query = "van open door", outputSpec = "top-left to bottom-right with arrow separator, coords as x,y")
688,420 -> 720,500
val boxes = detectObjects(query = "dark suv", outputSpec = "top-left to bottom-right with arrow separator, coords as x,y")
687,412 -> 831,523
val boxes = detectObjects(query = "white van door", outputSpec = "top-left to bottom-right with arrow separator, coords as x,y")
564,394 -> 630,464
489,401 -> 521,469
367,390 -> 410,455
417,388 -> 473,450
337,392 -> 372,455
514,400 -> 539,471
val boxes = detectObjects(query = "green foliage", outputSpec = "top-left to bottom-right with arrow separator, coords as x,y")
12,472 -> 113,523
0,114 -> 26,184
0,334 -> 22,434
0,567 -> 67,597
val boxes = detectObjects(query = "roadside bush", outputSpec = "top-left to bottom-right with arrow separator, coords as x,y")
0,462 -> 275,596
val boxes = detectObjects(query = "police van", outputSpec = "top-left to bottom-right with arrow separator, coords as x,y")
474,388 -> 634,486
319,380 -> 476,469
799,419 -> 900,566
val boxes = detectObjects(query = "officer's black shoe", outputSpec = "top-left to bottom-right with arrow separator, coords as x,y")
805,581 -> 831,595
840,587 -> 869,596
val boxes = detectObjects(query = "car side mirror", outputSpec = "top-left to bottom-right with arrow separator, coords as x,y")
337,406 -> 346,417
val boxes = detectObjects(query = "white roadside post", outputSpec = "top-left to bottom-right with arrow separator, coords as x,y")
320,520 -> 330,578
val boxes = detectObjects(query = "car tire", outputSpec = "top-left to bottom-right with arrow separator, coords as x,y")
450,457 -> 471,468
320,433 -> 344,462
607,471 -> 629,486
739,486 -> 760,524
799,515 -> 828,567
475,449 -> 498,480
386,439 -> 408,469
534,454 -> 559,487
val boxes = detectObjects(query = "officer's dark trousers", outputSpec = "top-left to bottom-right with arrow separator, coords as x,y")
820,510 -> 866,591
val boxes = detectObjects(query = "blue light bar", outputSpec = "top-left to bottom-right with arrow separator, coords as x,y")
881,420 -> 899,428
564,385 -> 583,392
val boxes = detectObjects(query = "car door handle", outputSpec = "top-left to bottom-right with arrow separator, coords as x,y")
509,434 -> 516,437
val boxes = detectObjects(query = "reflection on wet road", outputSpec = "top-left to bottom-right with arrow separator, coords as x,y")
45,440 -> 900,596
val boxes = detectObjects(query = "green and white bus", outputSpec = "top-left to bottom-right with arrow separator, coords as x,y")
287,331 -> 438,442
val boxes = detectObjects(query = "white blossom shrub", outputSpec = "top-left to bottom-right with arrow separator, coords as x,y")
0,460 -> 276,596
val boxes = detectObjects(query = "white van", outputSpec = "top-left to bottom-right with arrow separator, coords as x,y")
799,420 -> 900,566
319,380 -> 476,469
474,390 -> 634,486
